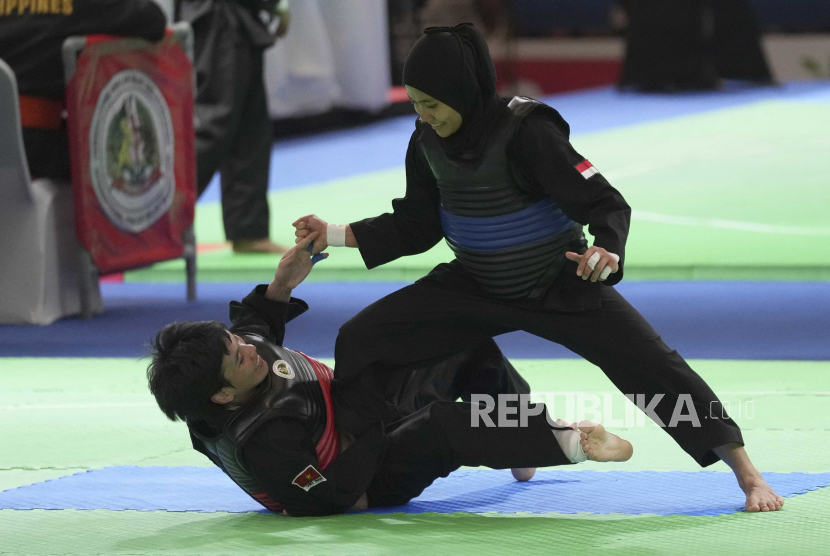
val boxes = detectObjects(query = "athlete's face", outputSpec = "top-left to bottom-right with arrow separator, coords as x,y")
212,332 -> 269,405
406,85 -> 463,138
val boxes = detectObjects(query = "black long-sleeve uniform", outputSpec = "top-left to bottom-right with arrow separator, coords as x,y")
352,109 -> 630,312
0,0 -> 166,180
339,105 -> 744,468
193,285 -> 571,517
199,287 -> 382,516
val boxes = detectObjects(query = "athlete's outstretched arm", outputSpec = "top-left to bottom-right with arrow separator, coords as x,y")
228,233 -> 323,345
265,232 -> 326,302
293,131 -> 445,269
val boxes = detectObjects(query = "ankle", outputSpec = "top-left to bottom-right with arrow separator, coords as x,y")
742,469 -> 764,482
735,468 -> 764,490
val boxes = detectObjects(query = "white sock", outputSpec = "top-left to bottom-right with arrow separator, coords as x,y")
551,420 -> 587,463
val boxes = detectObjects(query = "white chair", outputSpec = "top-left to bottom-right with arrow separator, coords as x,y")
0,58 -> 102,325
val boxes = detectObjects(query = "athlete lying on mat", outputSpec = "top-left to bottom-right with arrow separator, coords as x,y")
146,233 -> 632,517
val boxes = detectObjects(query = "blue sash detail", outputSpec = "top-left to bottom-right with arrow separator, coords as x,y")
440,199 -> 577,252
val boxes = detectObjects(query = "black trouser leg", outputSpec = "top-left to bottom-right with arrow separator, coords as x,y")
383,337 -> 530,419
335,278 -> 742,467
188,3 -> 248,194
22,128 -> 71,181
186,2 -> 271,241
521,287 -> 743,466
366,401 -> 571,507
333,335 -> 530,437
707,0 -> 773,82
218,50 -> 271,242
333,280 -> 533,439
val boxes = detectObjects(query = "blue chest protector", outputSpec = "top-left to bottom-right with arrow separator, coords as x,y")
419,96 -> 585,300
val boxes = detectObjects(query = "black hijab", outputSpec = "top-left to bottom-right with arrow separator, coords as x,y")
402,23 -> 507,159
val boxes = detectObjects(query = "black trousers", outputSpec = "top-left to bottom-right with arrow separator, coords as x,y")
335,277 -> 743,468
333,337 -> 570,507
332,337 -> 531,435
619,0 -> 772,91
620,0 -> 716,91
366,400 -> 572,507
22,127 -> 71,181
187,1 -> 271,241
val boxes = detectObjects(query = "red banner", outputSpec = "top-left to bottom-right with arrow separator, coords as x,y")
66,31 -> 196,274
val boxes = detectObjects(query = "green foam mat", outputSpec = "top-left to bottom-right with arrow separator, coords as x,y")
1,488 -> 829,556
2,357 -> 829,555
125,100 -> 830,283
2,358 -> 829,473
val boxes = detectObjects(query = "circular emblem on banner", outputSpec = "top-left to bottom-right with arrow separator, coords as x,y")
88,69 -> 175,233
272,360 -> 296,380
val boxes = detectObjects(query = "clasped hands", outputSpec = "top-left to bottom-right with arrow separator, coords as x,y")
292,214 -> 329,249
267,231 -> 328,302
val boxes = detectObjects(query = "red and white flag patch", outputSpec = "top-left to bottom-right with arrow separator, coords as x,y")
575,160 -> 599,180
292,465 -> 326,492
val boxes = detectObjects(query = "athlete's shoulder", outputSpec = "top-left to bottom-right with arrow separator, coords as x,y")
510,96 -> 571,141
515,96 -> 571,140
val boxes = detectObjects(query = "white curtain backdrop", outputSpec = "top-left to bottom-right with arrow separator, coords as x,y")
264,0 -> 391,118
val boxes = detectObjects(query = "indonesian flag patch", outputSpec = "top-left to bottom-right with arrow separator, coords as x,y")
575,160 -> 599,179
292,465 -> 326,492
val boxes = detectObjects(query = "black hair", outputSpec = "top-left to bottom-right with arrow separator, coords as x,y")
147,321 -> 231,422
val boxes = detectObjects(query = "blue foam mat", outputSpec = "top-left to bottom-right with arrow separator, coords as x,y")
1,281 -> 829,360
2,467 -> 828,516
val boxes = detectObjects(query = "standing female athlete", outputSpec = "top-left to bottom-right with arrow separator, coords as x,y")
295,23 -> 782,513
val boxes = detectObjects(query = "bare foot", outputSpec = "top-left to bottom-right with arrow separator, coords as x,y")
712,443 -> 785,513
578,422 -> 633,462
232,239 -> 288,254
511,468 -> 536,482
741,474 -> 785,512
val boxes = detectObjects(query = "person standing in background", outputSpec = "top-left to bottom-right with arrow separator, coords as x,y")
0,0 -> 167,181
618,0 -> 773,92
177,0 -> 289,254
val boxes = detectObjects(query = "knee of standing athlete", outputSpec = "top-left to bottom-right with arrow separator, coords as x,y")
336,311 -> 370,345
334,313 -> 363,344
336,309 -> 386,357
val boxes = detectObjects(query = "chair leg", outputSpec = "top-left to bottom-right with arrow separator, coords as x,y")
183,226 -> 197,301
78,248 -> 98,320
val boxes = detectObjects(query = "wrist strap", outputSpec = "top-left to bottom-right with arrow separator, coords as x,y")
327,224 -> 346,247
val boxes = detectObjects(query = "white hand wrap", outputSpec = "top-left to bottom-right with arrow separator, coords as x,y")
586,252 -> 601,271
600,253 -> 620,281
326,224 -> 347,247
